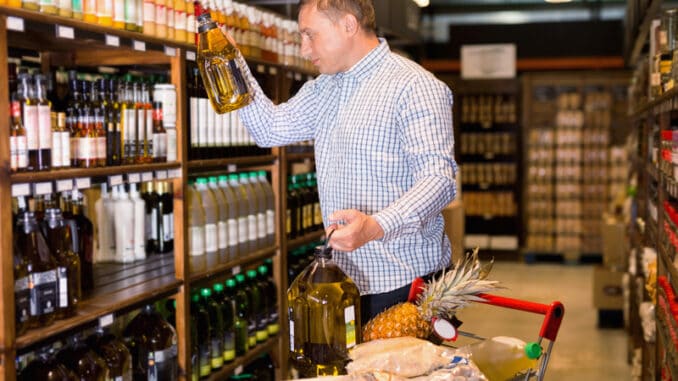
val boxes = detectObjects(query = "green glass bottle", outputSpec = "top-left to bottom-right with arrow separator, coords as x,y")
258,264 -> 279,336
246,269 -> 267,343
200,287 -> 224,371
213,282 -> 236,363
235,273 -> 257,348
225,278 -> 249,356
190,292 -> 212,378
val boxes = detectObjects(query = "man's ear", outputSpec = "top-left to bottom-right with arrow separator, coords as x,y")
342,13 -> 359,35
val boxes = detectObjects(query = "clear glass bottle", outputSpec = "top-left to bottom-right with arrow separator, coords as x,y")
10,100 -> 29,172
151,101 -> 167,162
287,239 -> 361,378
196,12 -> 252,114
35,74 -> 53,171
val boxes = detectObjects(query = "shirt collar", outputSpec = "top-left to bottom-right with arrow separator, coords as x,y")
334,38 -> 389,83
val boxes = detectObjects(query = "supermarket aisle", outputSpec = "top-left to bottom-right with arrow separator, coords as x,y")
454,262 -> 630,381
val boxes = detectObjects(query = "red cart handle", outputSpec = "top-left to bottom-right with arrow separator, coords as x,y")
477,293 -> 565,342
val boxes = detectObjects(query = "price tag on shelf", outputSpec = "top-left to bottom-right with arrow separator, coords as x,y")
257,64 -> 265,74
186,50 -> 196,61
105,34 -> 120,47
142,172 -> 154,182
33,182 -> 53,196
155,170 -> 168,180
294,73 -> 302,81
11,183 -> 30,197
227,164 -> 237,173
56,25 -> 75,39
75,177 -> 91,189
99,314 -> 114,328
108,175 -> 123,187
164,46 -> 176,57
133,40 -> 146,52
127,173 -> 141,183
269,66 -> 278,75
7,17 -> 24,32
232,265 -> 241,275
56,179 -> 73,192
168,169 -> 181,179
234,365 -> 244,375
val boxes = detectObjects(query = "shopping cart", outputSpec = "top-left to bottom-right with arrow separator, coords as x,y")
454,293 -> 565,381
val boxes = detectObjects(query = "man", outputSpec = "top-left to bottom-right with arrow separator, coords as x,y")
237,0 -> 457,325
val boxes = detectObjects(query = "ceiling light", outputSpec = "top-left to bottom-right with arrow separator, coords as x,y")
413,0 -> 430,7
544,0 -> 572,3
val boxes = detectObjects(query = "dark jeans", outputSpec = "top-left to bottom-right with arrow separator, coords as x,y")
359,272 -> 438,326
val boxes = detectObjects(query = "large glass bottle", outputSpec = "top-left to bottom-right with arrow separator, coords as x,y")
16,206 -> 58,328
57,333 -> 110,380
196,12 -> 251,114
18,346 -> 79,381
86,326 -> 133,381
123,304 -> 178,381
246,269 -> 268,344
187,181 -> 206,273
14,199 -> 30,336
194,178 -> 219,268
257,263 -> 278,336
235,273 -> 257,349
43,207 -> 81,319
70,189 -> 94,291
287,239 -> 361,378
207,176 -> 229,263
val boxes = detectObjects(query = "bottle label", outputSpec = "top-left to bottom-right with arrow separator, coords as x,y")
238,217 -> 248,244
257,213 -> 266,239
151,208 -> 159,239
23,104 -> 39,150
15,276 -> 30,324
37,104 -> 52,149
227,219 -> 238,248
113,0 -> 124,22
96,136 -> 107,160
166,128 -> 177,162
345,305 -> 356,349
155,3 -> 166,26
285,209 -> 291,235
256,329 -> 268,342
174,10 -> 186,33
29,269 -> 58,316
288,316 -> 294,351
189,97 -> 198,147
147,345 -> 178,381
267,322 -> 280,336
153,132 -> 167,158
189,226 -> 205,256
10,136 -> 28,170
71,136 -> 79,165
204,223 -> 218,253
78,137 -> 95,160
218,221 -> 228,250
211,338 -> 224,368
163,213 -> 173,242
52,132 -> 63,167
143,1 -> 154,22
125,0 -> 137,24
266,210 -> 275,236
197,98 -> 208,147
57,266 -> 68,308
223,331 -> 235,362
124,109 -> 137,158
247,215 -> 257,242
60,131 -> 70,167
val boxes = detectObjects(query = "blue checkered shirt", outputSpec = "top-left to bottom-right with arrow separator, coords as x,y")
238,39 -> 458,294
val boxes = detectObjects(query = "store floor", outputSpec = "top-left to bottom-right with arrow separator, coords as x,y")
453,261 -> 631,381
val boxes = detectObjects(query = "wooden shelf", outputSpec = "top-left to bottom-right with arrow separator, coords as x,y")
10,162 -> 181,184
16,253 -> 180,352
631,86 -> 678,117
627,0 -> 663,66
286,152 -> 315,162
287,230 -> 326,251
189,246 -> 277,284
205,336 -> 279,381
187,155 -> 277,171
459,153 -> 517,162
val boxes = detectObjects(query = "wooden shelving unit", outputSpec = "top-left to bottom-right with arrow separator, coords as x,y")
0,5 -> 317,380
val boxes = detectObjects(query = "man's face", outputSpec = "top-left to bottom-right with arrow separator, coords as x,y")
298,4 -> 352,74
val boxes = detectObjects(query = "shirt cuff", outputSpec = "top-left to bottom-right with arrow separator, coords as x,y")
372,208 -> 405,242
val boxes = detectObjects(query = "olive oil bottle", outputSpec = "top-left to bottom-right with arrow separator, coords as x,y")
287,238 -> 361,378
196,12 -> 251,114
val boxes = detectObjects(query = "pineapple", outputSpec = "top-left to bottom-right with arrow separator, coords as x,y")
362,249 -> 500,341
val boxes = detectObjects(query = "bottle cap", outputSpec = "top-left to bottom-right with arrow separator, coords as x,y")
235,273 -> 246,283
200,288 -> 212,297
257,265 -> 268,276
246,269 -> 258,279
196,177 -> 207,185
225,278 -> 237,288
191,293 -> 201,303
213,283 -> 224,292
218,175 -> 229,182
208,176 -> 218,184
525,342 -> 542,359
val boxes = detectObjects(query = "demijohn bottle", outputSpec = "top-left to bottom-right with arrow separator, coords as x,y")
56,333 -> 110,380
16,203 -> 58,329
196,12 -> 252,114
19,346 -> 79,381
123,304 -> 178,381
287,233 -> 361,378
43,207 -> 81,319
86,326 -> 133,381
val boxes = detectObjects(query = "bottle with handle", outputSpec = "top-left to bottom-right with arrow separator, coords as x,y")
467,336 -> 542,381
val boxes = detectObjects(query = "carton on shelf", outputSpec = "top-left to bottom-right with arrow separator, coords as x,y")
601,214 -> 628,270
593,266 -> 624,310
